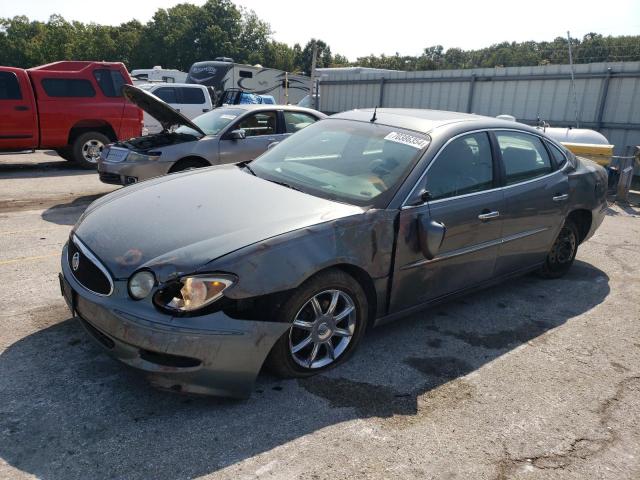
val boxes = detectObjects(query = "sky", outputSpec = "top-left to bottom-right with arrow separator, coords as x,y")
1,0 -> 639,60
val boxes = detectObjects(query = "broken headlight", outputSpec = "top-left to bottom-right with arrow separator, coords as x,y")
154,274 -> 236,313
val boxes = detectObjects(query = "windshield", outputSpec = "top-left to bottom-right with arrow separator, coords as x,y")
250,119 -> 430,207
175,108 -> 244,136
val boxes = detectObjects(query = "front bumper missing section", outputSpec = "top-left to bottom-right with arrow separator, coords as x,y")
60,246 -> 289,398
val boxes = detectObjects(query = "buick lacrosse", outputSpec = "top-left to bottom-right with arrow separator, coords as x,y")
60,108 -> 607,398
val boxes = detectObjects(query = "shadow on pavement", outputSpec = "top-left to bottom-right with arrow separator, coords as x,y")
0,155 -> 92,179
0,261 -> 609,479
41,194 -> 107,226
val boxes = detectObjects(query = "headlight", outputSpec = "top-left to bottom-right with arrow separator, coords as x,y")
127,151 -> 161,162
128,270 -> 156,300
156,274 -> 235,313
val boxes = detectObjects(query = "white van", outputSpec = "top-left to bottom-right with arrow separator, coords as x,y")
137,83 -> 213,135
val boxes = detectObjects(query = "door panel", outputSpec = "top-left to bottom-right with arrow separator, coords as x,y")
493,131 -> 570,275
218,111 -> 283,163
0,70 -> 37,150
390,131 -> 504,312
391,191 -> 504,311
495,170 -> 569,275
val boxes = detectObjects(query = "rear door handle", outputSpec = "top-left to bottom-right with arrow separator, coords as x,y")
553,194 -> 569,202
14,106 -> 29,111
478,210 -> 500,221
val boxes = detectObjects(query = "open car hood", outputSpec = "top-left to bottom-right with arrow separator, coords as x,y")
122,84 -> 205,136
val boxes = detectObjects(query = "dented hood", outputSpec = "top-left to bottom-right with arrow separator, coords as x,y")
122,84 -> 205,135
73,165 -> 362,280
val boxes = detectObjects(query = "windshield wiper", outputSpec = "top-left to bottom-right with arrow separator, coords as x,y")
267,179 -> 302,192
237,161 -> 256,176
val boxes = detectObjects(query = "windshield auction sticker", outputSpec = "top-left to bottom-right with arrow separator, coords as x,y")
384,132 -> 429,149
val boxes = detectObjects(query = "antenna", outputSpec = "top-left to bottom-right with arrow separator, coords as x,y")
370,106 -> 378,122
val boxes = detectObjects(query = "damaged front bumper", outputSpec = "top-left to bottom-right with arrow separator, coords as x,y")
60,245 -> 289,398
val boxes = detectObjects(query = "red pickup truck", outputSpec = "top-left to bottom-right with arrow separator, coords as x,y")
0,61 -> 142,168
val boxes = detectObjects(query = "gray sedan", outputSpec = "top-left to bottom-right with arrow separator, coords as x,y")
97,85 -> 326,185
60,108 -> 607,398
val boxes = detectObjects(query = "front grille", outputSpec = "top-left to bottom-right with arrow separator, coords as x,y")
68,237 -> 113,296
99,172 -> 123,185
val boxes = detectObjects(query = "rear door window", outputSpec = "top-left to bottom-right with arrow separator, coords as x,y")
496,131 -> 552,184
423,132 -> 494,200
41,79 -> 96,97
179,87 -> 205,104
0,72 -> 22,100
154,87 -> 177,104
93,69 -> 126,97
283,111 -> 318,133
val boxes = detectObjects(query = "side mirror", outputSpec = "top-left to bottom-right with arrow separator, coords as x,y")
267,141 -> 280,150
228,129 -> 246,140
417,214 -> 446,260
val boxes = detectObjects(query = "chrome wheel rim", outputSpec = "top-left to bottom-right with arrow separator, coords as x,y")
81,139 -> 105,163
550,226 -> 577,264
289,289 -> 357,369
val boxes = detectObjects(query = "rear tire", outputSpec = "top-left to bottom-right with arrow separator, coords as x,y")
72,132 -> 110,169
266,270 -> 368,378
537,219 -> 579,279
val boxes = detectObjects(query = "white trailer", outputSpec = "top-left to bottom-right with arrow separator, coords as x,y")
131,66 -> 188,84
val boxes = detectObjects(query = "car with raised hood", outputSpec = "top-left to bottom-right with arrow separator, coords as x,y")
60,108 -> 608,398
97,85 -> 325,185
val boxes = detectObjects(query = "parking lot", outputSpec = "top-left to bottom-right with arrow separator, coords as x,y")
0,151 -> 639,479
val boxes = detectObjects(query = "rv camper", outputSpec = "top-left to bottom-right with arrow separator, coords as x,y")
186,58 -> 310,105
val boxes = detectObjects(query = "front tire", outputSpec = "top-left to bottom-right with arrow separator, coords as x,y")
72,132 -> 110,169
266,270 -> 368,378
169,158 -> 208,173
538,219 -> 579,278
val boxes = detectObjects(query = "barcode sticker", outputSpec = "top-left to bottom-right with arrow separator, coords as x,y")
384,132 -> 429,149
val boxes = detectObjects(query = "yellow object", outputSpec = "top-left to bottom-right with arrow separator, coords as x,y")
561,142 -> 614,166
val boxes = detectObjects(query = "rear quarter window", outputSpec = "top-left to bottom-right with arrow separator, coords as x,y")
41,78 -> 96,97
545,140 -> 568,169
0,72 -> 22,100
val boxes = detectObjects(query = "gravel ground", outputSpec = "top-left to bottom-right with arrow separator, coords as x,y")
0,151 -> 639,480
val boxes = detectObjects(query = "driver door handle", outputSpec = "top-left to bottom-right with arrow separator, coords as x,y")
478,210 -> 500,221
553,193 -> 569,202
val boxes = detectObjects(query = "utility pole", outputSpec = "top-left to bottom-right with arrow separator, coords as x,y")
567,31 -> 580,128
310,41 -> 319,110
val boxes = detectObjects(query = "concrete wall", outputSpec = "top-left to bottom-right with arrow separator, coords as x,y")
318,62 -> 640,155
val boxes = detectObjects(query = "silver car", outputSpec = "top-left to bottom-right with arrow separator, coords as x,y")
97,85 -> 326,185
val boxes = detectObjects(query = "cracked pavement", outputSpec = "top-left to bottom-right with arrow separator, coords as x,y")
0,152 -> 639,479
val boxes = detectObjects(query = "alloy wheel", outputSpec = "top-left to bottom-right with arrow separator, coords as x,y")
288,289 -> 357,369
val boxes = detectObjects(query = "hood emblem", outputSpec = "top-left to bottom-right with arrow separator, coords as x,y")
72,252 -> 80,271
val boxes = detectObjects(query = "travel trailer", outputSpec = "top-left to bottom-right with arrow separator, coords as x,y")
186,58 -> 310,105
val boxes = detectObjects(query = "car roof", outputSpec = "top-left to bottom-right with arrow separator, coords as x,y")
331,108 -> 538,135
220,104 -> 325,115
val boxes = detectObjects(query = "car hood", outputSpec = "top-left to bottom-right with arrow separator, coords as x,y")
122,84 -> 205,136
74,165 -> 363,280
